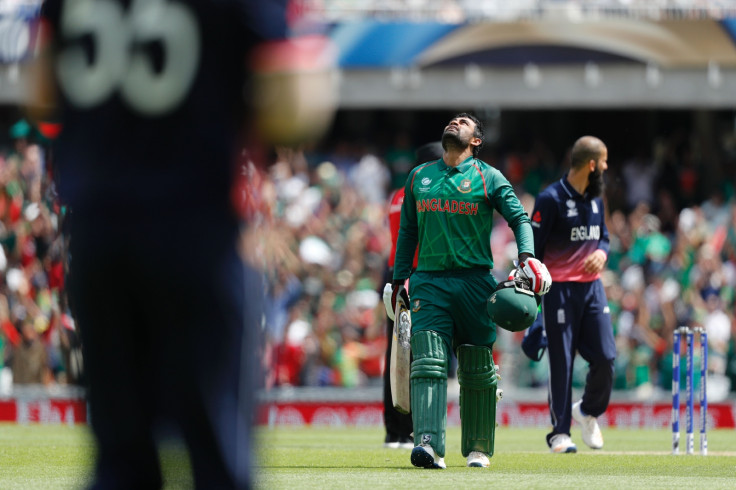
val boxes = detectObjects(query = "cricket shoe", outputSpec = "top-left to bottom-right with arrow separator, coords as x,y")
572,400 -> 603,449
549,434 -> 577,453
410,444 -> 446,469
466,451 -> 490,468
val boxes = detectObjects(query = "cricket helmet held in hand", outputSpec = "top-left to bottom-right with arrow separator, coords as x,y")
487,277 -> 540,332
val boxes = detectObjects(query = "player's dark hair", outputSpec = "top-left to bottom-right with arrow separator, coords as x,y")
570,136 -> 604,169
415,141 -> 444,166
452,112 -> 484,158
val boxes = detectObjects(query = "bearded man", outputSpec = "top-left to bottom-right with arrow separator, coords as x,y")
529,136 -> 616,454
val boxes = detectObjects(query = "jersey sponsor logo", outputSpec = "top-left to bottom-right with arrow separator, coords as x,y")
418,177 -> 432,192
457,178 -> 472,193
389,203 -> 403,213
566,199 -> 578,217
557,309 -> 565,324
532,210 -> 542,228
603,305 -> 610,314
570,225 -> 600,241
592,201 -> 599,214
416,199 -> 479,215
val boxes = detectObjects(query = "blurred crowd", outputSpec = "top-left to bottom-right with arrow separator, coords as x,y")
256,147 -> 391,389
0,119 -> 80,394
1,117 -> 734,402
257,129 -> 736,400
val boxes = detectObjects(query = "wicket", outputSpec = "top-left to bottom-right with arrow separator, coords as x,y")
671,326 -> 708,455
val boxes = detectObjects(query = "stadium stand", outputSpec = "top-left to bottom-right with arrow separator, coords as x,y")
0,0 -> 733,425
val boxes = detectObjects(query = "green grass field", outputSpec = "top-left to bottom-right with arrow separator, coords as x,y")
1,424 -> 734,489
259,426 -> 736,489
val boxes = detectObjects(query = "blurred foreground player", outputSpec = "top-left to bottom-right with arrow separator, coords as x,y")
382,141 -> 443,449
35,0 -> 334,488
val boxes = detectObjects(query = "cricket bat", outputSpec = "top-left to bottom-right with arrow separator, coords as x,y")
390,296 -> 411,414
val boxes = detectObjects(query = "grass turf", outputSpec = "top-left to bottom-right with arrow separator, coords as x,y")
257,426 -> 736,489
0,424 -> 94,489
0,423 -> 734,489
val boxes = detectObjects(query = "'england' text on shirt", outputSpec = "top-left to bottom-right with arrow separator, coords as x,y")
570,225 -> 600,241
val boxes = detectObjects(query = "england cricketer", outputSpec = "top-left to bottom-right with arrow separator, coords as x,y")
386,113 -> 552,469
39,0 -> 334,486
530,136 -> 616,454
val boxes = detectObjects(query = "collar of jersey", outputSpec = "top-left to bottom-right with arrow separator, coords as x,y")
439,156 -> 475,173
560,174 -> 584,200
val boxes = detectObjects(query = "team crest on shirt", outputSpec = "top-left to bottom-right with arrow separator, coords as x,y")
566,199 -> 578,217
457,178 -> 472,193
412,299 -> 421,312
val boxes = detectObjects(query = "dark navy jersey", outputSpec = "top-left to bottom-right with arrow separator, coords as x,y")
43,0 -> 288,223
531,176 -> 609,283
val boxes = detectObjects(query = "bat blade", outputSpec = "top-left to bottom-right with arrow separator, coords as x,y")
390,297 -> 411,414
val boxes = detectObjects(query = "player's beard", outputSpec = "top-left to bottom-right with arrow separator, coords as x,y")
587,166 -> 605,198
441,129 -> 469,152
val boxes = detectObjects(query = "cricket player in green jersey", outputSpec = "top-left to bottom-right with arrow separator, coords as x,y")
387,113 -> 552,469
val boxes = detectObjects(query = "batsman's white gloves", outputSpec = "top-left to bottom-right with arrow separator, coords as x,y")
519,257 -> 552,295
383,283 -> 396,321
383,281 -> 410,321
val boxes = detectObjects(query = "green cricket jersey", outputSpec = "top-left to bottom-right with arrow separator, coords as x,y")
393,156 -> 534,281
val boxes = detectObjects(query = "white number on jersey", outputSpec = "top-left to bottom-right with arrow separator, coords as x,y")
56,0 -> 200,116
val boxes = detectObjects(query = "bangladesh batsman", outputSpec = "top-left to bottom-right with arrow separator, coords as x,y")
386,113 -> 552,469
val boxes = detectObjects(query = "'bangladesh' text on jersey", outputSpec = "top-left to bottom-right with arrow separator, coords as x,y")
415,199 -> 479,215
531,177 -> 610,283
393,156 -> 534,280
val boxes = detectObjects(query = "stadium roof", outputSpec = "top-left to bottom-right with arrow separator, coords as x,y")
303,1 -> 736,108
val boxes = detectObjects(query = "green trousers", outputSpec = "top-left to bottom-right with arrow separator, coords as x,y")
408,269 -> 498,351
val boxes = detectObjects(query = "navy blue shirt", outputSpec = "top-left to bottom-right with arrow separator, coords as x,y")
531,176 -> 609,283
43,0 -> 288,224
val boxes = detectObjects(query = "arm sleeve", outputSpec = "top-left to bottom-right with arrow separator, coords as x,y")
490,170 -> 534,257
393,170 -> 419,281
530,192 -> 556,262
597,198 -> 610,256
